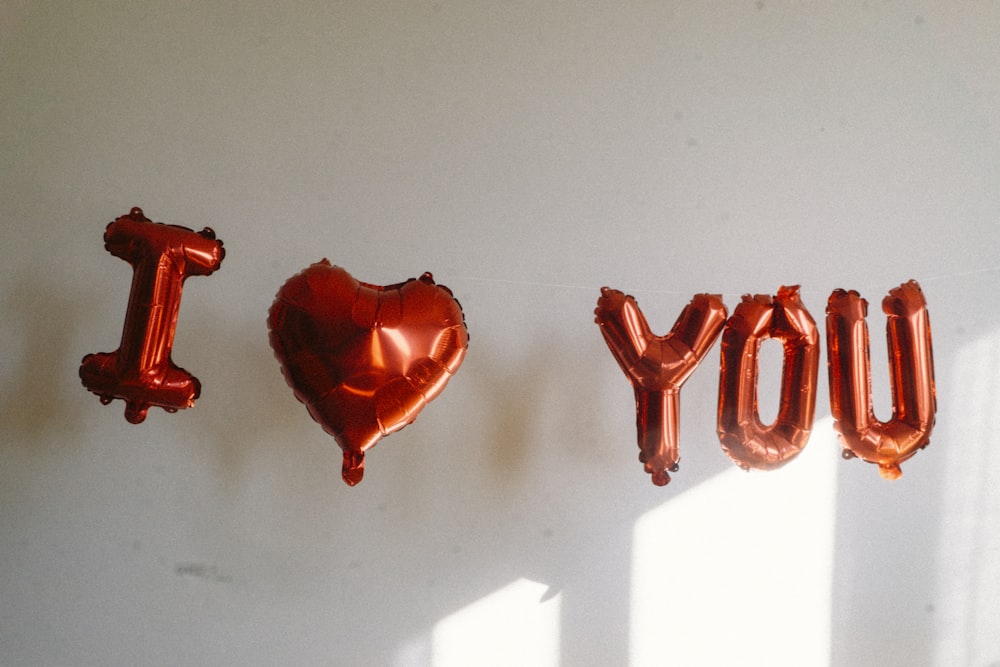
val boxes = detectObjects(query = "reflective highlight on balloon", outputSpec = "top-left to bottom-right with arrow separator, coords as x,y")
717,286 -> 820,471
826,280 -> 936,479
79,207 -> 225,423
595,289 -> 728,486
268,261 -> 469,486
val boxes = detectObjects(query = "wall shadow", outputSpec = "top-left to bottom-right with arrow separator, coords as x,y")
0,274 -> 91,446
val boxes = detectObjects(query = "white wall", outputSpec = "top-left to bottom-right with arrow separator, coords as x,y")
2,2 -> 999,665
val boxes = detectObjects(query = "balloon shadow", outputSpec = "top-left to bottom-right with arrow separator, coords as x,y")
0,274 -> 91,446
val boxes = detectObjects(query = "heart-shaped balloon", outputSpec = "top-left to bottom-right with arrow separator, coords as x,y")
268,260 -> 469,486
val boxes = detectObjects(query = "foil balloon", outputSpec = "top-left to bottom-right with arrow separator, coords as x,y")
268,260 -> 469,486
826,280 -> 936,479
595,288 -> 728,486
717,286 -> 820,470
79,207 -> 225,423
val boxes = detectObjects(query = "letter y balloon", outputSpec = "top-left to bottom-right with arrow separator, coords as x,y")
595,288 -> 728,486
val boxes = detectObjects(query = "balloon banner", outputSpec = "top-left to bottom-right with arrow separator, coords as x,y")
826,280 -> 936,479
595,288 -> 728,485
79,207 -> 225,423
717,286 -> 820,471
268,261 -> 469,486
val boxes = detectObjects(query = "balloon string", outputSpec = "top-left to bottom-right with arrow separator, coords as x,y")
454,275 -> 704,297
455,264 -> 1000,297
922,264 -> 1000,283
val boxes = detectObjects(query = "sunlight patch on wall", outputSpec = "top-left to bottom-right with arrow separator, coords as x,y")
630,417 -> 839,667
933,331 -> 1000,666
393,634 -> 431,667
432,578 -> 561,667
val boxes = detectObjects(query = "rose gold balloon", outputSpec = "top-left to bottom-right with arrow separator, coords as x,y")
595,289 -> 728,486
79,207 -> 225,423
717,286 -> 820,470
268,261 -> 468,486
826,280 -> 936,479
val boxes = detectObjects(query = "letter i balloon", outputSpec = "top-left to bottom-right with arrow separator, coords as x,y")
79,208 -> 225,423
